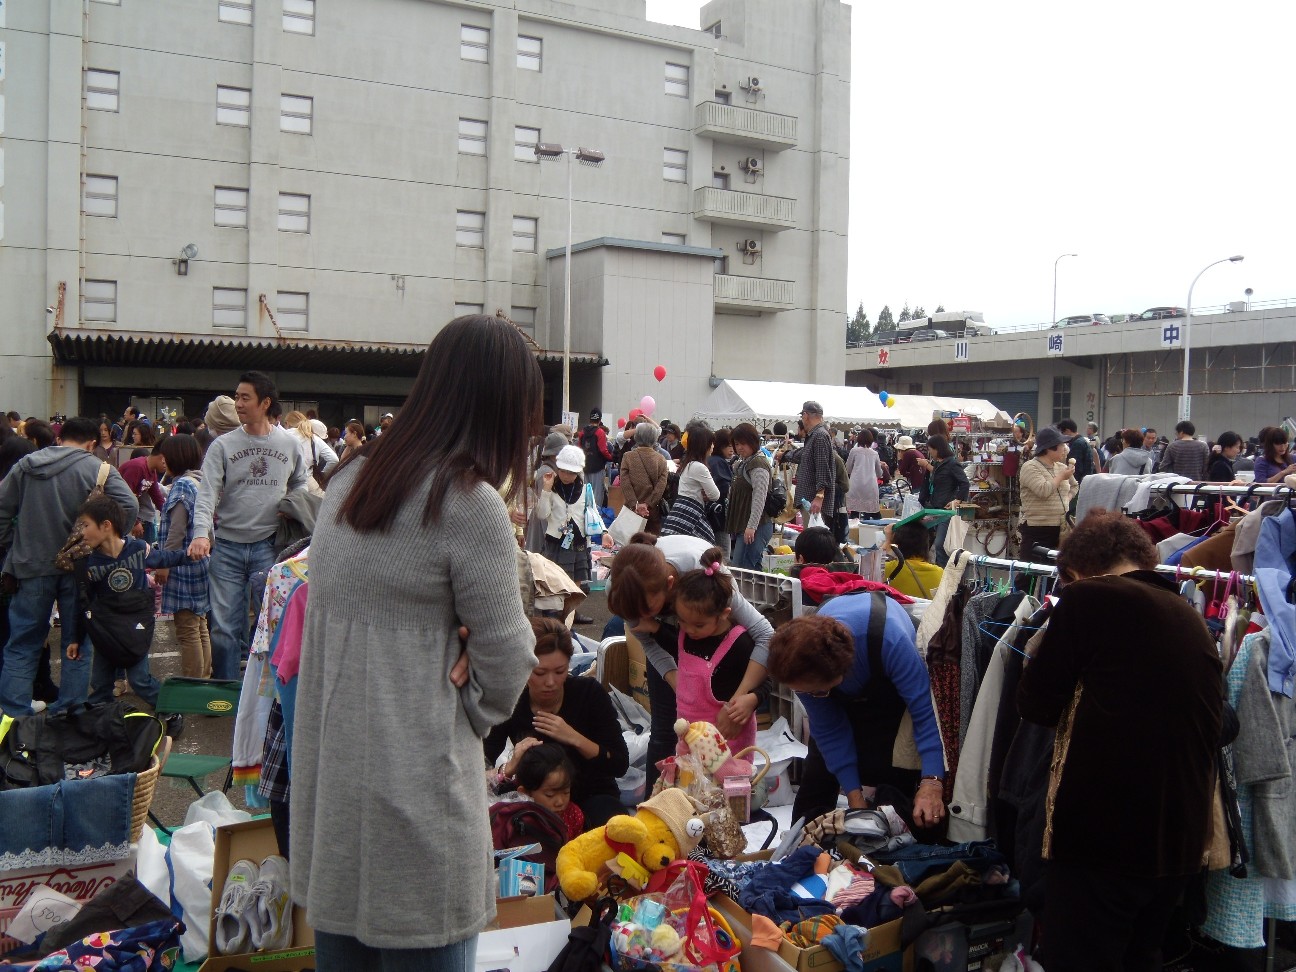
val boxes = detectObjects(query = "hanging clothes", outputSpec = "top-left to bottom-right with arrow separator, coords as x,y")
1255,508 -> 1296,698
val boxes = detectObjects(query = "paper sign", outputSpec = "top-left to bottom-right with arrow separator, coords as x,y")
6,884 -> 82,944
562,411 -> 579,432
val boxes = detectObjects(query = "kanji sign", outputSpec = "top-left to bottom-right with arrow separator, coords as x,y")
954,340 -> 969,361
1160,323 -> 1182,348
877,347 -> 890,366
1047,333 -> 1064,356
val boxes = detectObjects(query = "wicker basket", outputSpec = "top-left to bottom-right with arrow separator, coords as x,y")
129,736 -> 170,842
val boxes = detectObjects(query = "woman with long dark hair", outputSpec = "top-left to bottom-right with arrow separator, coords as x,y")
291,316 -> 542,972
659,421 -> 719,543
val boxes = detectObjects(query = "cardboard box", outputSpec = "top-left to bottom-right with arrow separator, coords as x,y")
762,553 -> 796,575
713,894 -> 910,972
911,912 -> 1032,972
623,631 -> 651,713
0,857 -> 135,937
200,819 -> 314,972
478,895 -> 570,972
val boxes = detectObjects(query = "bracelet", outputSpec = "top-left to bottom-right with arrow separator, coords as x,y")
918,776 -> 944,788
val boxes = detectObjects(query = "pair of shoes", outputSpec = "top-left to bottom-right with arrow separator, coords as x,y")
113,678 -> 130,698
574,613 -> 595,625
162,713 -> 185,740
213,856 -> 292,955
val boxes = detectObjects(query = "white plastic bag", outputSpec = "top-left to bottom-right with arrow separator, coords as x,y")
901,494 -> 924,519
807,513 -> 828,531
138,821 -> 220,964
943,512 -> 969,556
608,506 -> 647,547
183,789 -> 252,828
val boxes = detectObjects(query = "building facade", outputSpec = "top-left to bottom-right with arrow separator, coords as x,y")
0,0 -> 849,430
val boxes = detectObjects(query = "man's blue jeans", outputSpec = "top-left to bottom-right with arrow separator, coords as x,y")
0,574 -> 90,716
209,537 -> 276,681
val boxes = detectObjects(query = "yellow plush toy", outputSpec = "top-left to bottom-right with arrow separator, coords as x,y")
674,718 -> 754,783
556,789 -> 704,902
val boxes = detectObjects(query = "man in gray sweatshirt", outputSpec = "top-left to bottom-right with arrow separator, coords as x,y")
0,417 -> 140,716
189,372 -> 308,680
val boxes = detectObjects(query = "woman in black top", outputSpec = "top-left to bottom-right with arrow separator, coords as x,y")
1207,430 -> 1243,482
485,617 -> 629,830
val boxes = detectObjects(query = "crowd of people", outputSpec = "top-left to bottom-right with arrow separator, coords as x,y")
1,315 -> 1293,971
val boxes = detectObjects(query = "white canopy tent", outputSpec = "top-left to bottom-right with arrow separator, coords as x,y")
691,379 -> 1013,431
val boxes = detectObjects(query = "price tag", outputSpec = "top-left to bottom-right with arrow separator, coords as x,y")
6,884 -> 82,945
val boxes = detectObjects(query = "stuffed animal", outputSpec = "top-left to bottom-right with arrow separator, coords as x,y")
674,718 -> 754,783
556,789 -> 704,902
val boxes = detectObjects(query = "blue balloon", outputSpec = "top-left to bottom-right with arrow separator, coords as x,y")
879,391 -> 889,403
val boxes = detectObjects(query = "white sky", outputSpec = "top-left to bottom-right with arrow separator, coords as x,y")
646,0 -> 1296,328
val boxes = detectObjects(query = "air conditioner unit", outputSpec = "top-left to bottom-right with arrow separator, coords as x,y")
738,239 -> 761,255
740,157 -> 762,173
741,76 -> 761,91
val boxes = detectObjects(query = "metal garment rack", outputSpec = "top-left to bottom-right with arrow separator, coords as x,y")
1025,546 -> 1258,589
1145,481 -> 1296,501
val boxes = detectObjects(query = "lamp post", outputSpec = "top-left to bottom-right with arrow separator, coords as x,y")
1052,253 -> 1077,328
1180,254 -> 1244,421
535,142 -> 606,419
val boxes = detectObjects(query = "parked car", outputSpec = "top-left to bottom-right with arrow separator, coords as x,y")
1136,306 -> 1187,321
1053,314 -> 1111,328
910,328 -> 950,342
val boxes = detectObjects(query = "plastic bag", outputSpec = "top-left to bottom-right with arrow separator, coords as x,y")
901,494 -> 924,519
138,822 -> 217,964
807,513 -> 828,531
183,789 -> 252,828
609,507 -> 648,547
585,483 -> 605,538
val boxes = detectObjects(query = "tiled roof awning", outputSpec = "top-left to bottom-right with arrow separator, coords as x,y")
47,329 -> 607,377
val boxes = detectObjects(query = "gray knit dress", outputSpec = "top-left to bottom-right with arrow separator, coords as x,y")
290,462 -> 537,948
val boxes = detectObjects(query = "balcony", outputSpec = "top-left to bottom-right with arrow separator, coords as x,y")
693,186 -> 796,232
714,274 -> 795,314
693,101 -> 798,151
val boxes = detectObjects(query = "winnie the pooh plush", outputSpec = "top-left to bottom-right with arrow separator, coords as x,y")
556,788 -> 704,902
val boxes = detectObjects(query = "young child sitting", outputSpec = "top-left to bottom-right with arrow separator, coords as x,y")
884,521 -> 944,600
660,548 -> 767,752
71,494 -> 194,716
793,525 -> 916,605
491,742 -> 585,840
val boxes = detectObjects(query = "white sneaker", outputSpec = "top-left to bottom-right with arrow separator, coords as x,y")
213,859 -> 260,955
29,701 -> 47,714
250,855 -> 292,952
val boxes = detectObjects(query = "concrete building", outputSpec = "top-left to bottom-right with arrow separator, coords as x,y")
844,306 -> 1296,441
0,0 -> 849,431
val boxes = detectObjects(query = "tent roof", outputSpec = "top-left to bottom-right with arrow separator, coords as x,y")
691,379 -> 1012,430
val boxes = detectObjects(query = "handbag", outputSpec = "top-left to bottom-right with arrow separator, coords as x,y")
609,506 -> 648,547
705,498 -> 727,535
54,462 -> 112,571
584,483 -> 605,537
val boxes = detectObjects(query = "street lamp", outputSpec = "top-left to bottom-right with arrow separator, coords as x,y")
1052,253 -> 1077,328
1180,254 -> 1244,421
535,142 -> 606,419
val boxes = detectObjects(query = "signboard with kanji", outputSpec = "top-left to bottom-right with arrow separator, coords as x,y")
1160,322 -> 1182,348
1047,333 -> 1064,356
877,347 -> 890,367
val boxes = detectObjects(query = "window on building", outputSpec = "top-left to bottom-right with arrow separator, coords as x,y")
712,171 -> 730,190
511,306 -> 536,333
663,148 -> 688,182
512,216 -> 538,253
456,210 -> 485,247
219,0 -> 252,25
1051,375 -> 1072,426
214,187 -> 249,228
460,24 -> 490,62
714,256 -> 728,275
454,302 -> 485,317
83,175 -> 118,218
276,291 -> 309,331
283,0 -> 314,33
908,383 -> 923,396
714,89 -> 731,105
277,192 -> 310,233
86,70 -> 120,111
216,85 -> 251,126
514,126 -> 540,162
705,21 -> 722,38
662,232 -> 686,246
82,280 -> 117,323
213,288 -> 248,328
458,117 -> 488,156
517,35 -> 542,71
280,94 -> 313,134
665,63 -> 689,98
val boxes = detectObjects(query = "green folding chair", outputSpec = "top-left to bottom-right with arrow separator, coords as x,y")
151,677 -> 242,831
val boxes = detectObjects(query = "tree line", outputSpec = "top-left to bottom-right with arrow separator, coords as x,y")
846,302 -> 945,347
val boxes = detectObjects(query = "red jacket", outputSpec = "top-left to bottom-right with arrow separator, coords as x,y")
797,566 -> 915,606
118,456 -> 165,516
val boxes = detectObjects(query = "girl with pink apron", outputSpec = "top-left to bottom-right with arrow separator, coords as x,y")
675,624 -> 757,752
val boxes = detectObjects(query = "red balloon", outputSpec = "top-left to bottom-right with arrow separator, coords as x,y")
617,417 -> 627,428
628,409 -> 642,421
653,365 -> 667,382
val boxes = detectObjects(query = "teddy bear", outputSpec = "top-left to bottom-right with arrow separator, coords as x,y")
672,718 -> 754,784
556,788 -> 704,902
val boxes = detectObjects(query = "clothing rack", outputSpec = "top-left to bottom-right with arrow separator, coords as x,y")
1146,481 -> 1296,500
1025,546 -> 1258,589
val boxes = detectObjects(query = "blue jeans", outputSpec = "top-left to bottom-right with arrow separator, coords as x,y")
932,518 -> 952,568
731,521 -> 775,571
315,930 -> 476,972
209,536 -> 276,680
0,574 -> 90,716
90,641 -> 159,708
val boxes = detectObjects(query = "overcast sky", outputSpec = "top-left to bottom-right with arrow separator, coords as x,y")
646,0 -> 1295,328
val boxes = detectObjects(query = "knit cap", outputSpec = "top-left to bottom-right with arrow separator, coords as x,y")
637,788 -> 703,857
205,395 -> 239,436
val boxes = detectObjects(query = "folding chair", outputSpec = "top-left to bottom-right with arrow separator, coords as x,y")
153,677 -> 242,825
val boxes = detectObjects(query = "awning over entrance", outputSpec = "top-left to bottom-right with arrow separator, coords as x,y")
47,328 -> 609,377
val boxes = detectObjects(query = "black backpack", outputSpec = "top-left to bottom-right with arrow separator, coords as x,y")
73,559 -> 155,669
580,426 -> 607,473
0,702 -> 163,790
740,458 -> 787,519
